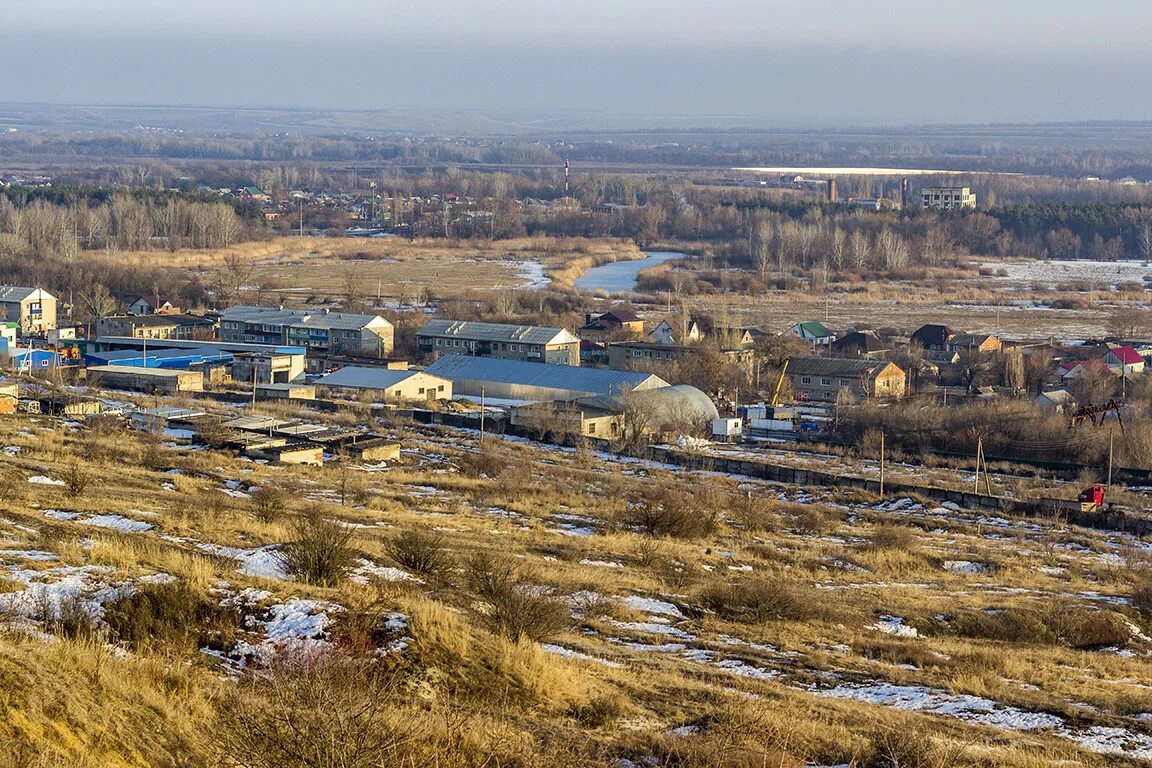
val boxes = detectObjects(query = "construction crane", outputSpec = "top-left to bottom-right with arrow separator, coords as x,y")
770,360 -> 790,407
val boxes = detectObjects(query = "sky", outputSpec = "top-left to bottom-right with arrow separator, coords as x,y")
3,1 -> 1151,124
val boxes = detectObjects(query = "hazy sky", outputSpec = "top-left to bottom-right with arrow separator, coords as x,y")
3,1 -> 1151,123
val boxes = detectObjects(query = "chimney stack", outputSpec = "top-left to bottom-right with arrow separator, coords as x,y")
900,178 -> 910,210
826,178 -> 837,203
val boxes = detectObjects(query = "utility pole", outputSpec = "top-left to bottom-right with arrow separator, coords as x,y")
1107,426 -> 1114,494
974,436 -> 982,494
251,367 -> 257,410
879,430 -> 885,497
479,385 -> 485,439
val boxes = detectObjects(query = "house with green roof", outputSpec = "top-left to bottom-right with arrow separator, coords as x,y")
786,321 -> 835,346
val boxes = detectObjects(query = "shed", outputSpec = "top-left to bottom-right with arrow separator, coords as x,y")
339,437 -> 402,462
255,383 -> 317,401
86,365 -> 203,393
244,442 -> 324,466
316,367 -> 452,401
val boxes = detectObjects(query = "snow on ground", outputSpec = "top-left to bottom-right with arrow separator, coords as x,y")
621,596 -> 685,619
872,616 -> 919,638
977,258 -> 1152,288
78,515 -> 154,533
27,475 -> 64,486
349,559 -> 423,585
197,543 -> 290,580
0,549 -> 58,561
943,560 -> 990,574
540,643 -> 623,668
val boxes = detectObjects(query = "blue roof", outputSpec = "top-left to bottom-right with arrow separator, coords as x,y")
94,336 -> 305,356
84,346 -> 232,369
425,354 -> 665,396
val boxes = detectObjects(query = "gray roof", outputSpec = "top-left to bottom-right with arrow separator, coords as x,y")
787,357 -> 899,378
221,305 -> 387,331
0,286 -> 44,302
317,367 -> 444,390
578,384 -> 719,422
418,319 -> 579,346
426,354 -> 665,395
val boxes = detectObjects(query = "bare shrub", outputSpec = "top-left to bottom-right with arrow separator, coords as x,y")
0,467 -> 25,504
787,505 -> 832,535
862,726 -> 960,768
1044,605 -> 1131,649
456,451 -> 505,479
219,653 -> 420,768
465,554 -> 571,642
699,578 -> 821,623
276,509 -> 357,587
64,463 -> 90,498
568,695 -> 622,728
621,488 -> 718,539
34,593 -> 98,640
104,580 -> 240,652
250,486 -> 287,523
1133,579 -> 1152,619
387,529 -> 454,577
949,608 -> 1053,644
868,524 -> 916,551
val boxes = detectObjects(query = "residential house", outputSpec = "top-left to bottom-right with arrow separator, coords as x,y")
0,286 -> 56,334
219,306 -> 394,357
129,295 -> 180,315
787,357 -> 906,402
910,324 -> 957,351
1035,389 -> 1076,412
648,317 -> 702,345
510,400 -> 624,439
1058,359 -> 1114,384
417,320 -> 580,366
95,314 -> 216,340
1103,346 -> 1146,376
0,322 -> 16,350
830,330 -> 890,358
722,326 -> 770,348
578,310 -> 645,339
316,367 -> 452,402
424,354 -> 666,402
948,333 -> 1002,354
786,321 -> 835,347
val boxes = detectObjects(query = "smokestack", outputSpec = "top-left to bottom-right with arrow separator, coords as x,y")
826,178 -> 837,203
900,178 -> 910,210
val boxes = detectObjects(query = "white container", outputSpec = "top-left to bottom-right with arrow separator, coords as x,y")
711,418 -> 743,437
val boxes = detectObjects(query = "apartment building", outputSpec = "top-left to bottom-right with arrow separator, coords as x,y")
218,305 -> 394,357
0,286 -> 56,334
921,186 -> 977,210
417,320 -> 581,366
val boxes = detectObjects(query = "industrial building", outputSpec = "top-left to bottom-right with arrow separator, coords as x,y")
0,286 -> 56,334
82,346 -> 233,370
86,365 -> 204,393
90,337 -> 307,384
417,320 -> 581,366
425,354 -> 666,402
921,186 -> 977,210
316,367 -> 453,402
786,357 -> 906,402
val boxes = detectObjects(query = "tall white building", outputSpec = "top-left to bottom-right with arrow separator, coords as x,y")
922,186 -> 976,210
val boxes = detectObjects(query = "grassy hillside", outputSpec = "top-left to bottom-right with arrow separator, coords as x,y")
0,399 -> 1150,766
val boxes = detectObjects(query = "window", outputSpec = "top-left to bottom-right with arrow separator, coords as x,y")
840,379 -> 850,386
801,376 -> 812,385
587,422 -> 596,435
437,385 -> 444,392
418,387 -> 425,395
821,378 -> 832,386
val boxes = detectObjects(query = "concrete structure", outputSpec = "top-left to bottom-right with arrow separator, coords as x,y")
0,287 -> 56,334
510,401 -> 624,439
607,341 -> 754,374
87,365 -> 204,393
426,354 -> 666,402
95,314 -> 216,340
245,442 -> 323,466
787,357 -> 906,402
417,320 -> 580,366
316,367 -> 452,402
339,438 -> 401,462
922,186 -> 976,210
255,383 -> 316,401
232,352 -> 307,385
219,305 -> 394,357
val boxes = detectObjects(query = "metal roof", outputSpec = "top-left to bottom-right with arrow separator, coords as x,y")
425,354 -> 665,395
786,357 -> 898,378
95,336 -> 305,356
0,286 -> 42,302
221,305 -> 388,331
418,319 -> 579,346
289,313 -> 390,332
317,367 -> 443,390
89,347 -> 232,364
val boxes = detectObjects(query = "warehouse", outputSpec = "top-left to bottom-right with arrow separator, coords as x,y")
82,346 -> 233,370
424,354 -> 667,402
316,367 -> 452,402
86,365 -> 204,393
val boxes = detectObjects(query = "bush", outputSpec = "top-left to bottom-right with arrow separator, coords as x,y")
219,653 -> 418,768
457,451 -> 505,479
621,488 -> 718,539
568,695 -> 622,728
250,487 -> 287,523
64,463 -> 90,498
104,580 -> 240,652
34,593 -> 97,640
387,529 -> 454,577
862,726 -> 959,768
949,608 -> 1053,644
466,555 -> 571,642
699,578 -> 820,623
1045,606 -> 1131,649
277,509 -> 357,587
868,524 -> 916,551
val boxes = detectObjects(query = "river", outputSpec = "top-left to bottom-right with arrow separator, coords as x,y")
574,251 -> 685,293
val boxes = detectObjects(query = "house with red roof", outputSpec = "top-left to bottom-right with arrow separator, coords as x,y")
1103,346 -> 1145,375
